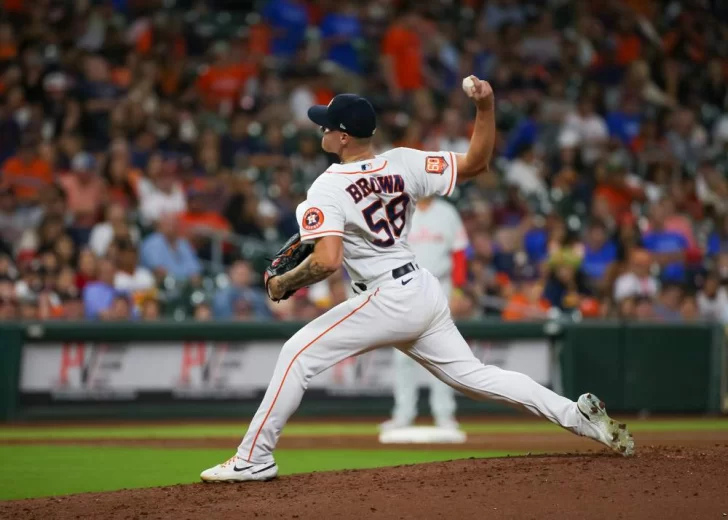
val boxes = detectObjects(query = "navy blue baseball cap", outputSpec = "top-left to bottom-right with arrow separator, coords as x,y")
307,94 -> 377,138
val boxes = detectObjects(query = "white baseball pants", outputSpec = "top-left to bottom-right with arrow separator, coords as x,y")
238,269 -> 590,464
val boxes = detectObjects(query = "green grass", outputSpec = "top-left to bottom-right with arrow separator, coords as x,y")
0,418 -> 726,440
0,446 -> 516,501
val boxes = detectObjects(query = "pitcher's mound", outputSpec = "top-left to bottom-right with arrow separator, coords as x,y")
3,446 -> 728,520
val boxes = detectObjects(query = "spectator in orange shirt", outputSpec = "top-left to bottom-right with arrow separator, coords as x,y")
196,42 -> 258,113
1,135 -> 53,204
381,8 -> 425,102
592,156 -> 644,222
614,15 -> 642,67
0,22 -> 17,64
178,187 -> 231,261
58,153 -> 107,243
179,187 -> 231,237
248,22 -> 271,59
502,281 -> 551,321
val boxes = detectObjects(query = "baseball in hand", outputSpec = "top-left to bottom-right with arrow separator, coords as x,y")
462,75 -> 494,109
462,76 -> 476,97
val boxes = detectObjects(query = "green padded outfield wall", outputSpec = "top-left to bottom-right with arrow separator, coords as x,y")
0,325 -> 23,423
559,322 -> 725,413
559,323 -> 624,408
0,320 -> 725,421
621,324 -> 719,412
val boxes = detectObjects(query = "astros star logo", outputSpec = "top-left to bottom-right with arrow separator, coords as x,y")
302,207 -> 324,231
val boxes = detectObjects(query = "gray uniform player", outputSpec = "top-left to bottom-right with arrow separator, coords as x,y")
381,196 -> 468,431
201,77 -> 634,483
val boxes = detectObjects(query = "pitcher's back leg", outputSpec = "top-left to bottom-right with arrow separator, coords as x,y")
407,319 -> 586,434
406,318 -> 634,455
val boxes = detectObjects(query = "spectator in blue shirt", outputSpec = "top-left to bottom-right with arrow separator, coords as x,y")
320,3 -> 362,74
707,213 -> 728,257
263,0 -> 310,60
642,203 -> 688,283
0,106 -> 20,164
524,225 -> 549,263
606,96 -> 642,147
582,221 -> 618,284
504,103 -> 540,160
140,214 -> 202,283
213,260 -> 272,320
83,258 -> 118,319
110,0 -> 127,14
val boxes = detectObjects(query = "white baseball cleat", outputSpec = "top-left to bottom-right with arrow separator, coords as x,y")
200,455 -> 278,483
577,393 -> 635,457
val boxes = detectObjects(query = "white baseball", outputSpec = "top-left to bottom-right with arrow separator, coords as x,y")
462,76 -> 476,97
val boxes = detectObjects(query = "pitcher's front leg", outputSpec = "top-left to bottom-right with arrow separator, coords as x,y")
200,291 -> 381,482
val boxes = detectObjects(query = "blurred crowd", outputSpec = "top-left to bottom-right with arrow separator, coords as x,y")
1,0 -> 728,323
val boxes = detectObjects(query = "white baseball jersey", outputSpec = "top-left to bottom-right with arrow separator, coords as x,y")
408,199 -> 468,283
294,148 -> 458,283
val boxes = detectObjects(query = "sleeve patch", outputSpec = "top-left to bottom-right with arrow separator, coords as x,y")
302,207 -> 325,231
425,156 -> 448,175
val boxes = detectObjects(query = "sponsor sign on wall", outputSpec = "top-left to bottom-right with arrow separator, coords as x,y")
19,340 -> 551,401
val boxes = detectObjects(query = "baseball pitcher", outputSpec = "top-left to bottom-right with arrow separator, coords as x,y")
201,77 -> 634,483
381,196 -> 469,431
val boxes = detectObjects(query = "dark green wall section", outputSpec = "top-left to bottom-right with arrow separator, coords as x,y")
559,323 -> 724,413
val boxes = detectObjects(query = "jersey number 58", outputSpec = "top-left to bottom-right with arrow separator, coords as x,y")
361,194 -> 410,247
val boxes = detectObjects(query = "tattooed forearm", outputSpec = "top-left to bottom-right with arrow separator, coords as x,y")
277,255 -> 337,294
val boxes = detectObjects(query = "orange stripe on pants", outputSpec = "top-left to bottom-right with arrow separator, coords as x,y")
247,290 -> 378,460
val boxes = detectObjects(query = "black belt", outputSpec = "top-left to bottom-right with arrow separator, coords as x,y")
392,262 -> 417,280
354,262 -> 418,293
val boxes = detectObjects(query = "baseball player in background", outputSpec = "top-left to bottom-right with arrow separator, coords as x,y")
380,195 -> 468,431
201,76 -> 635,483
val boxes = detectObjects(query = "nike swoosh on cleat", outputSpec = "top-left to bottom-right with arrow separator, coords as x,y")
252,463 -> 277,474
233,465 -> 253,472
401,278 -> 412,285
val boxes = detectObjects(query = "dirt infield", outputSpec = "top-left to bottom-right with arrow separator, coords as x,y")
2,445 -> 727,520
